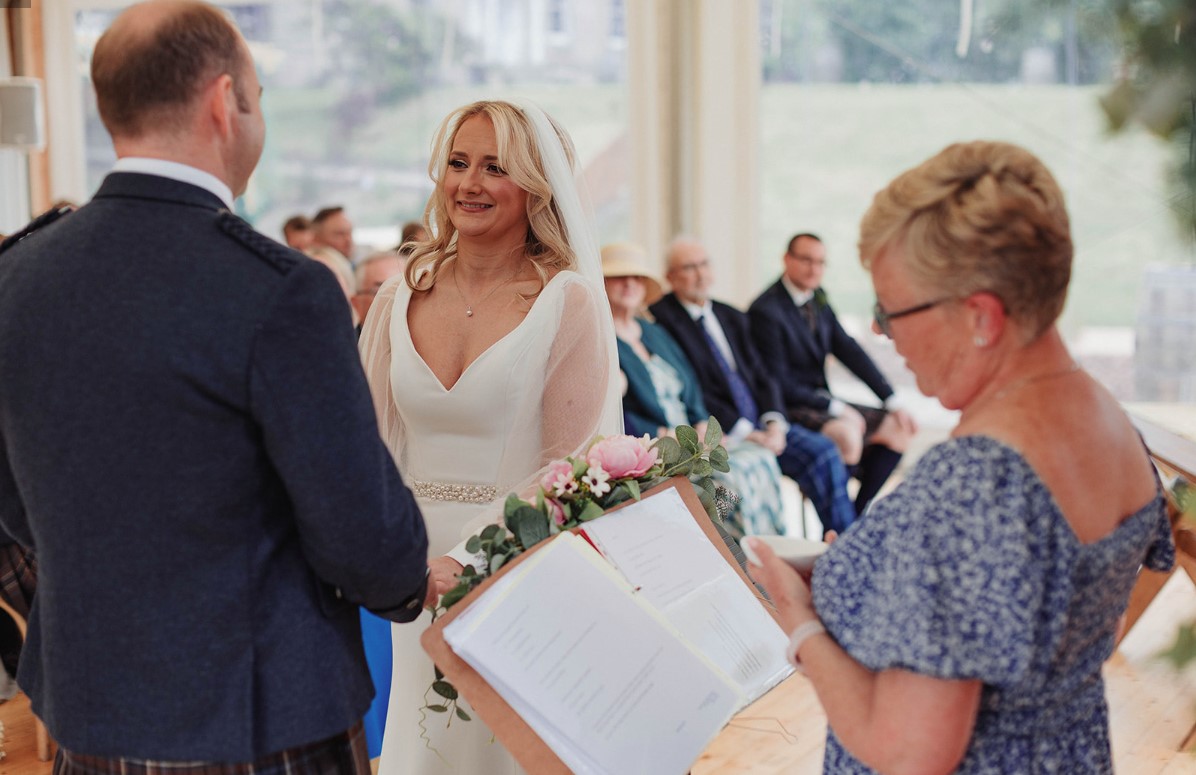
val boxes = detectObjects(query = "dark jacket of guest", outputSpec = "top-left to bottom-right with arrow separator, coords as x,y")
650,292 -> 785,432
0,173 -> 429,761
618,318 -> 708,436
748,280 -> 894,415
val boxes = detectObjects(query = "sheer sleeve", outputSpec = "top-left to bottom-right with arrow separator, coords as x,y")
450,273 -> 622,561
357,275 -> 407,470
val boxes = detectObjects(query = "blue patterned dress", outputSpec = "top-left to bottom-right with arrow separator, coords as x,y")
812,436 -> 1175,773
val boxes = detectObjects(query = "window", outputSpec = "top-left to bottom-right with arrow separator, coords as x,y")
67,0 -> 630,252
759,0 -> 1190,405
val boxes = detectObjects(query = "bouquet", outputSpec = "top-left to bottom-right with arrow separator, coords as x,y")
423,417 -> 732,726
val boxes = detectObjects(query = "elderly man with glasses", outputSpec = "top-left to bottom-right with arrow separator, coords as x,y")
749,232 -> 917,516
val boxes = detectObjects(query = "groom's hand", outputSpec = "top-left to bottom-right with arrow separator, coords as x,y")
425,555 -> 466,608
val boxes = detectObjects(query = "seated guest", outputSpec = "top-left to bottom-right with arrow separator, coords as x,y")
313,205 -> 356,263
352,250 -> 406,326
395,221 -> 427,255
282,214 -> 314,251
749,232 -> 916,515
603,243 -> 784,536
747,140 -> 1174,773
651,236 -> 855,535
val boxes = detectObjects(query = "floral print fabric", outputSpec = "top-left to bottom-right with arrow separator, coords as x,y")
813,436 -> 1174,773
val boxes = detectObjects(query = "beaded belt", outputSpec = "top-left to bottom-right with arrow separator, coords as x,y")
411,480 -> 498,504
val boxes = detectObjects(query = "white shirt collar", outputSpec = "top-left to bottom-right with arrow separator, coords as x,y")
111,158 -> 235,211
679,298 -> 714,321
780,275 -> 816,307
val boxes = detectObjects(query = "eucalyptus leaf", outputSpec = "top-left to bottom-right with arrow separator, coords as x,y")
503,493 -> 525,518
490,552 -> 509,574
571,457 -> 589,478
654,436 -> 684,467
576,499 -> 605,522
709,445 -> 731,473
480,523 -> 501,541
703,415 -> 723,448
676,424 -> 700,454
626,478 -> 642,501
432,680 -> 459,700
440,583 -> 470,610
511,505 -> 551,549
464,535 -> 482,554
691,458 -> 713,478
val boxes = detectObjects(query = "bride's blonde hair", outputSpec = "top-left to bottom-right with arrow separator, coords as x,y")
404,100 -> 579,293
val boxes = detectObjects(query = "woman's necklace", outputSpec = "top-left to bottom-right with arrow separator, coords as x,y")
972,362 -> 1082,413
451,263 -> 520,318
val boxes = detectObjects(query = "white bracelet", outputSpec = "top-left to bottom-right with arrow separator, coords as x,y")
786,620 -> 826,670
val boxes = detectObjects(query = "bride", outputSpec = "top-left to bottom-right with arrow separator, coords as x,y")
358,100 -> 623,774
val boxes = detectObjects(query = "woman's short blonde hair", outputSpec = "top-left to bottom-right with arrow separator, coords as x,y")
859,141 -> 1073,338
404,100 -> 578,292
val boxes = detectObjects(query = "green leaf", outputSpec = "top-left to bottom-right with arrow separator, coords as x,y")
691,458 -> 713,478
696,485 -> 716,518
571,456 -> 589,478
709,445 -> 730,473
440,583 -> 471,610
459,565 -> 478,578
435,666 -> 444,681
480,523 -> 501,541
464,535 -> 482,554
455,707 -> 472,721
625,478 -> 642,501
703,415 -> 723,448
576,499 -> 605,522
654,436 -> 683,467
425,704 -> 448,713
432,680 -> 459,700
510,505 -> 552,550
675,424 -> 700,454
490,552 -> 510,574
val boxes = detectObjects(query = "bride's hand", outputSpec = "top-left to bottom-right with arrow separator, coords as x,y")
425,555 -> 465,608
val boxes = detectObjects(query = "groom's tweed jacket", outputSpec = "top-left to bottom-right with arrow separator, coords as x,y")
0,173 -> 428,760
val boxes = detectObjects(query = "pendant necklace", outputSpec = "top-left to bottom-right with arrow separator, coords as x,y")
452,262 -> 520,318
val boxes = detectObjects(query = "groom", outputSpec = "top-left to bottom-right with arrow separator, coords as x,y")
0,1 -> 427,769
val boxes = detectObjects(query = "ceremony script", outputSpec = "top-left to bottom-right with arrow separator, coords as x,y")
429,482 -> 792,775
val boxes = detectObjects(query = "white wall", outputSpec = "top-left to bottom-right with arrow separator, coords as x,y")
0,12 -> 33,234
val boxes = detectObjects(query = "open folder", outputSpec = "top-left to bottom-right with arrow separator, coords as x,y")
421,477 -> 793,775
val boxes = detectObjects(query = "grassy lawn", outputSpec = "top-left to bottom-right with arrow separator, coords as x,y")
760,83 -> 1190,331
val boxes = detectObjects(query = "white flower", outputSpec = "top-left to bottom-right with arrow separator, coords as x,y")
582,466 -> 612,497
552,477 -> 580,498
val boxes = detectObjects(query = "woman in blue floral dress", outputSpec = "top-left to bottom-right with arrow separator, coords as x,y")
748,141 -> 1175,774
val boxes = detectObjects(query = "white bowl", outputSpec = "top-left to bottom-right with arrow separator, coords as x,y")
742,535 -> 828,573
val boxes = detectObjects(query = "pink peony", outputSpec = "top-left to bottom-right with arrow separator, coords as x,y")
586,434 -> 659,479
540,460 -> 575,495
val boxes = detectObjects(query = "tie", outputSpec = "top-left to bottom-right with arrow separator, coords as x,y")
799,300 -> 818,332
698,314 -> 759,423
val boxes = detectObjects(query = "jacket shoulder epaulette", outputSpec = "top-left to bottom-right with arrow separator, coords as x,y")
0,205 -> 73,256
217,211 -> 301,273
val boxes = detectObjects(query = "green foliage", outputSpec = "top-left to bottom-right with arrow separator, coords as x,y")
1097,0 -> 1196,235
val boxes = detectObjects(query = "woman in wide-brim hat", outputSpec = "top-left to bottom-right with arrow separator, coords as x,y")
601,242 -> 784,536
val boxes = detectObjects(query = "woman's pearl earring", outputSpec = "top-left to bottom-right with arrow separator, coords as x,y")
974,336 -> 988,347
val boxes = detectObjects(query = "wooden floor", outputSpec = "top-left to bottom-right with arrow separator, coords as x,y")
2,574 -> 1196,773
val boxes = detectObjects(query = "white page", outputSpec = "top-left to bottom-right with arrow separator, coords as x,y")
582,487 -> 792,702
444,533 -> 743,775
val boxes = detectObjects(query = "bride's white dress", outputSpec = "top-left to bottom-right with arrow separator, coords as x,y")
359,269 -> 620,775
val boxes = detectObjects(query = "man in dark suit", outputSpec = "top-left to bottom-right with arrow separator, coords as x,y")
0,2 -> 428,768
650,237 -> 856,535
749,233 -> 917,515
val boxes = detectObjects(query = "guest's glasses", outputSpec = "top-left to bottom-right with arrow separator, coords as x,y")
872,297 -> 951,338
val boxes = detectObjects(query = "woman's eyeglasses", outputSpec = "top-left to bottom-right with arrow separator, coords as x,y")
872,298 -> 951,337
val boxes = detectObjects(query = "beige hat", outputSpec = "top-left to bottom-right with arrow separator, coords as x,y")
600,242 -> 663,305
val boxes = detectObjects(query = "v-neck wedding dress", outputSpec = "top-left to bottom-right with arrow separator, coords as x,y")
359,269 -> 621,775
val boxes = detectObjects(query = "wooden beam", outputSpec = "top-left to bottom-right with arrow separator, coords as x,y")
8,0 -> 49,215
